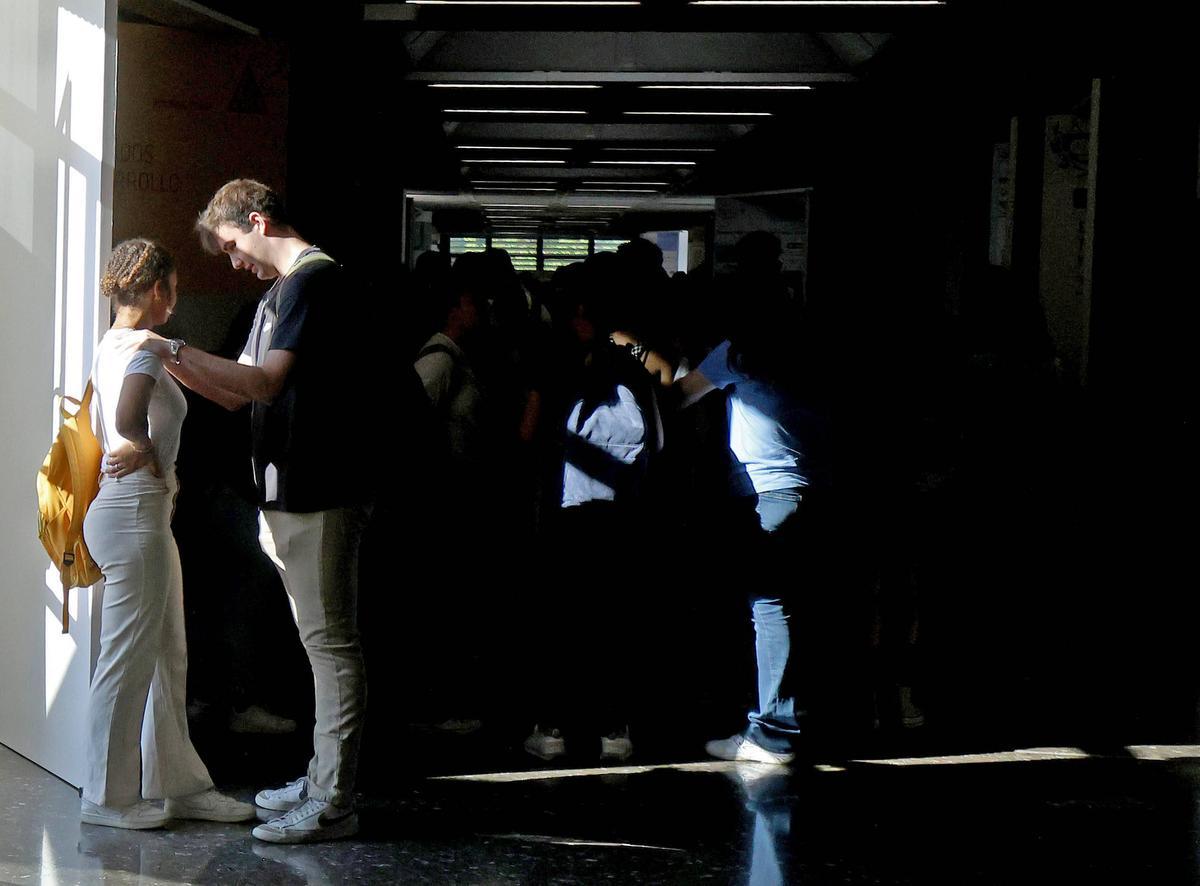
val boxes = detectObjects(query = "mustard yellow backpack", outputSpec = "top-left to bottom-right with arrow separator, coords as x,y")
37,382 -> 104,632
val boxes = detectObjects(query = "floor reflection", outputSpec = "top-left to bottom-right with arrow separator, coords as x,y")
727,764 -> 794,886
4,742 -> 1200,884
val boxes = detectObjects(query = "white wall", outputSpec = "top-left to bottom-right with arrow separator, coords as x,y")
0,0 -> 116,786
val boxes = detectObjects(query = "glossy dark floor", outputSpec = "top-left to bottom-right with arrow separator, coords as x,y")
6,733 -> 1200,885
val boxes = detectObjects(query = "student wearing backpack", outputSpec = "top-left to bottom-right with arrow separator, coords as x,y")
80,239 -> 255,830
408,253 -> 493,734
138,180 -> 372,843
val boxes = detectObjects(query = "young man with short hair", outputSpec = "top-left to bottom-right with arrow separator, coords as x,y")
142,178 -> 371,843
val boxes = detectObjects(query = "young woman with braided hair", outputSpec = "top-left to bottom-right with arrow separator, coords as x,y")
80,238 -> 254,829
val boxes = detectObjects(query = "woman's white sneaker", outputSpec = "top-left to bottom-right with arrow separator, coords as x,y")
600,729 -> 634,762
80,799 -> 170,830
523,726 -> 566,760
251,797 -> 359,844
166,788 -> 256,822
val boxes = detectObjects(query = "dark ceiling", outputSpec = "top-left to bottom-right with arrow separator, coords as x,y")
117,1 -> 1143,236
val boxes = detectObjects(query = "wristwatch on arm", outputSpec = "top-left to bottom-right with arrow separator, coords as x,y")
167,338 -> 187,364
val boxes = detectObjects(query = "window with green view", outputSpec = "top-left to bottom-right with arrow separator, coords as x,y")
449,236 -> 487,256
490,237 -> 539,272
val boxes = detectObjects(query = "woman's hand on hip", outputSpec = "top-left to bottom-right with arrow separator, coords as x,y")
103,441 -> 161,479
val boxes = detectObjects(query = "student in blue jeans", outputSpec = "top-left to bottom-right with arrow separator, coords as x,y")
677,327 -> 831,764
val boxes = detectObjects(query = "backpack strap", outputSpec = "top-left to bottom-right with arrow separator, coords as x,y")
286,250 -> 337,276
269,250 -> 337,318
416,342 -> 459,362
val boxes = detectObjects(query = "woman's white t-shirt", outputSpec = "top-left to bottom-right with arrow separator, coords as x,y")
91,328 -> 186,491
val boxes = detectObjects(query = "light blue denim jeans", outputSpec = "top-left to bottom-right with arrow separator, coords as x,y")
745,489 -> 805,753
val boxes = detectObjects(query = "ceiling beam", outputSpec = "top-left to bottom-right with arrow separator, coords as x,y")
406,71 -> 856,84
119,0 -> 259,34
363,3 -> 948,33
403,30 -> 451,65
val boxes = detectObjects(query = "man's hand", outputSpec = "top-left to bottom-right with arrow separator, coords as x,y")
103,440 -> 161,479
136,330 -> 170,359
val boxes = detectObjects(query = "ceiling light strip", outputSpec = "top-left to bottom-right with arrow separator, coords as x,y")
623,111 -> 771,117
410,2 -> 639,6
601,147 -> 716,152
639,85 -> 812,90
457,145 -> 573,151
689,1 -> 943,6
445,109 -> 588,115
433,84 -> 601,88
462,159 -> 570,164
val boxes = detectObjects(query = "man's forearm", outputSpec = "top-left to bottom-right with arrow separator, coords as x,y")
163,361 -> 250,411
150,340 -> 275,404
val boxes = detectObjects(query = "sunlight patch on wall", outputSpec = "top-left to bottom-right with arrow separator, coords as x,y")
56,8 -> 106,161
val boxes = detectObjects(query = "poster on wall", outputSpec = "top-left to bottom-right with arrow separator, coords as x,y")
114,23 -> 288,350
713,188 -> 810,295
988,139 -> 1013,267
1039,111 -> 1092,384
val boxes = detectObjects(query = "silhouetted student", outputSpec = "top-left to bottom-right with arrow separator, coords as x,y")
409,253 -> 493,734
523,271 -> 662,763
676,252 -> 831,764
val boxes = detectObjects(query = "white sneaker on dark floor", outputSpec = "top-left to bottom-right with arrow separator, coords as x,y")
704,733 -> 795,765
80,799 -> 170,830
251,797 -> 359,844
255,777 -> 309,812
600,729 -> 633,762
523,725 -> 566,760
166,788 -> 256,822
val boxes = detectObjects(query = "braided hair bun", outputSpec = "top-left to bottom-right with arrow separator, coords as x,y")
100,238 -> 175,305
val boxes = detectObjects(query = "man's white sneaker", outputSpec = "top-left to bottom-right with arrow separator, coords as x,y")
165,788 -> 256,822
80,799 -> 170,830
600,730 -> 633,762
255,777 -> 309,811
704,733 -> 795,765
251,797 -> 359,844
523,726 -> 566,760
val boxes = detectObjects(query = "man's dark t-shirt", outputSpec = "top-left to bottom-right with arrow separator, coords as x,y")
246,249 -> 370,512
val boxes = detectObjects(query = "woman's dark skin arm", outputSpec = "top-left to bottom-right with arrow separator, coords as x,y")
104,372 -> 161,478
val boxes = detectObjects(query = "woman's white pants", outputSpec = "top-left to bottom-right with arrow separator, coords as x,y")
81,477 -> 213,808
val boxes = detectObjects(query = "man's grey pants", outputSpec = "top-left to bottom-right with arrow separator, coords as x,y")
259,505 -> 370,808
